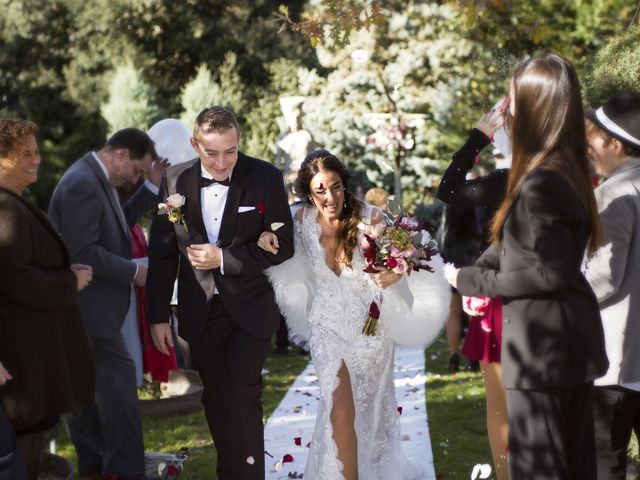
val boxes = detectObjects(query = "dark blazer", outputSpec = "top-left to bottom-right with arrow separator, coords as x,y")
48,153 -> 157,339
0,187 -> 94,430
456,169 -> 609,389
147,153 -> 294,343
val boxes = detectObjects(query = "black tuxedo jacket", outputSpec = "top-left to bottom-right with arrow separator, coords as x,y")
457,169 -> 609,389
146,153 -> 294,342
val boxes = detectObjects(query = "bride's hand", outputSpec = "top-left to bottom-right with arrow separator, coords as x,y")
257,231 -> 279,254
370,266 -> 402,289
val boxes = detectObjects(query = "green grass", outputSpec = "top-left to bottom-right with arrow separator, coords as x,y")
424,337 -> 640,479
54,348 -> 310,479
53,338 -> 640,479
425,337 -> 493,479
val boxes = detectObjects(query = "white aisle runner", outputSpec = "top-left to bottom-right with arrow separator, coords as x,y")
263,347 -> 436,479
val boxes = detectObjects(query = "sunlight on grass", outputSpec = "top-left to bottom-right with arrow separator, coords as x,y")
50,335 -> 640,479
54,348 -> 310,479
425,337 -> 492,479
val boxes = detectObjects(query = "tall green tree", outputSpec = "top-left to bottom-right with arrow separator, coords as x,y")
180,54 -> 246,128
301,1 -> 498,206
0,0 -> 106,208
101,61 -> 165,133
584,24 -> 640,105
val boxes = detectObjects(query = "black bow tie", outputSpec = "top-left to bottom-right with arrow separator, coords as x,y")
200,176 -> 230,188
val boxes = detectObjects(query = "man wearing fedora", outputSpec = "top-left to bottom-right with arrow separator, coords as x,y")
583,91 -> 640,479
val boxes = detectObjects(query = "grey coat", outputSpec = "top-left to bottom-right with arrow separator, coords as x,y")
48,153 -> 157,339
585,158 -> 640,386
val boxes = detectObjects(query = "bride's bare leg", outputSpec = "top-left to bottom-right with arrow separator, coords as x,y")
331,361 -> 358,480
481,361 -> 509,480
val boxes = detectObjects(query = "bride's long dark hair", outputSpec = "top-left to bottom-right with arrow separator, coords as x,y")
295,149 -> 363,269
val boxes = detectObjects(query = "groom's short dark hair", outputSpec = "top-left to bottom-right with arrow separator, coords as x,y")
105,128 -> 158,161
194,107 -> 240,139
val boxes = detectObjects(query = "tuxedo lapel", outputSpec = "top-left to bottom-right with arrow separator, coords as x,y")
84,155 -> 129,238
217,154 -> 247,248
180,160 -> 209,244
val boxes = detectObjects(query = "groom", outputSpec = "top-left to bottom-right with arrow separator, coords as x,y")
147,106 -> 294,479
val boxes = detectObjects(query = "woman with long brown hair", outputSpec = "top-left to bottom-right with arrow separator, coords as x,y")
445,54 -> 609,479
260,150 -> 450,480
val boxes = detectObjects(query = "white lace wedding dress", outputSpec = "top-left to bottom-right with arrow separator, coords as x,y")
266,204 -> 450,480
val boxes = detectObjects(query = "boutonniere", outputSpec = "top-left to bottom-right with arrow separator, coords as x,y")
257,201 -> 266,214
158,193 -> 188,231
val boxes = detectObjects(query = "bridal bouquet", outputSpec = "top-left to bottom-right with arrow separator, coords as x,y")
361,202 -> 438,335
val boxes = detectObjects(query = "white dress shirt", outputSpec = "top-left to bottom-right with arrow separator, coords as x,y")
200,166 -> 231,276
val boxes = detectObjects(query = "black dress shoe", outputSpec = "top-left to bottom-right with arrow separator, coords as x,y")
467,360 -> 480,372
448,353 -> 460,373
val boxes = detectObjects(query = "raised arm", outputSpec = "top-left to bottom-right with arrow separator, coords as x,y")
437,128 -> 508,208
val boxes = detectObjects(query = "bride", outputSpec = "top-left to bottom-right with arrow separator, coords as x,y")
258,150 -> 450,480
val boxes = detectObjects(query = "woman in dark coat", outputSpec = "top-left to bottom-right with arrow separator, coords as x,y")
0,118 -> 95,479
444,54 -> 609,479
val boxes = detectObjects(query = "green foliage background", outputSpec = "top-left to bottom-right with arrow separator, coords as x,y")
0,0 -> 638,210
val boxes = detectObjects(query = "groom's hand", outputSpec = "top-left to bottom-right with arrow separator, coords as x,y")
150,323 -> 174,356
187,243 -> 221,270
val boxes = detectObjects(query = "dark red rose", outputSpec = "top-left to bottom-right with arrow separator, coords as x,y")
283,453 -> 294,463
257,201 -> 266,214
369,301 -> 380,320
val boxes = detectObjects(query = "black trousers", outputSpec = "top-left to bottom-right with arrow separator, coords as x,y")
593,386 -> 640,479
507,383 -> 597,480
0,405 -> 27,480
68,334 -> 144,477
189,296 -> 269,480
274,314 -> 289,350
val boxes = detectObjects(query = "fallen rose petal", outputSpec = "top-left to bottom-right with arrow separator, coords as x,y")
167,465 -> 179,475
275,460 -> 283,472
282,453 -> 294,463
397,406 -> 403,415
294,437 -> 302,446
306,442 -> 312,448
